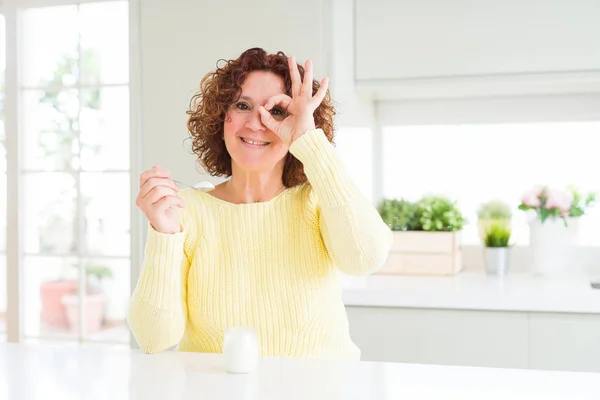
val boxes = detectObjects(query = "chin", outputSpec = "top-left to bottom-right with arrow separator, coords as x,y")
231,153 -> 283,173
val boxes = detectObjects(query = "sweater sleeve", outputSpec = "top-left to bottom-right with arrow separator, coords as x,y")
127,190 -> 197,354
289,129 -> 393,276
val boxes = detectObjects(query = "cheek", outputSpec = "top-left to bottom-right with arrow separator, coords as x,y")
224,111 -> 244,133
223,112 -> 243,148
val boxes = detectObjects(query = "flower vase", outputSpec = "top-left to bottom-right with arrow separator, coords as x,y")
565,216 -> 580,245
528,217 -> 568,276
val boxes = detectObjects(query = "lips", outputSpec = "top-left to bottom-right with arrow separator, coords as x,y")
240,137 -> 271,146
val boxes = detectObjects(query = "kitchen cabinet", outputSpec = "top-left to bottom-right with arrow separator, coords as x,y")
346,306 -> 600,373
529,312 -> 600,373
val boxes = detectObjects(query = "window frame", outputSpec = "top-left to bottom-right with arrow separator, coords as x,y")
2,0 -> 141,345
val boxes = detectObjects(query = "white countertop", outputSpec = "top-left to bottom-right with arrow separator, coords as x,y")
342,271 -> 600,314
1,343 -> 599,399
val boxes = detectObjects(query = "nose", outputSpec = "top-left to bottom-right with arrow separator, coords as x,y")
244,109 -> 266,132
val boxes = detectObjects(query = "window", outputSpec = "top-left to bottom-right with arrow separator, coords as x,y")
334,127 -> 373,201
0,14 -> 6,338
382,121 -> 600,246
19,2 -> 130,343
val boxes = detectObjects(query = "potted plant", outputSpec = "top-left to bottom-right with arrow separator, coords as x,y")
40,279 -> 78,329
518,185 -> 571,276
482,219 -> 512,276
40,261 -> 79,329
567,185 -> 596,218
377,198 -> 420,231
62,263 -> 113,334
565,185 -> 596,242
477,200 -> 512,242
418,195 -> 466,232
377,195 -> 466,275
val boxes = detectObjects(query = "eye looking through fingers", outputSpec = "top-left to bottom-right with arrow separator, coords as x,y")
269,106 -> 287,120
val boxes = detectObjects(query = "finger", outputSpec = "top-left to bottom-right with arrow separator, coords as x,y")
310,77 -> 329,108
139,166 -> 170,187
289,56 -> 302,97
139,165 -> 161,186
301,59 -> 313,97
139,177 -> 178,199
264,94 -> 292,111
258,106 -> 281,133
144,185 -> 178,206
153,195 -> 185,213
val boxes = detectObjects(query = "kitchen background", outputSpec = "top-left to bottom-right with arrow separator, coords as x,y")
1,0 -> 599,373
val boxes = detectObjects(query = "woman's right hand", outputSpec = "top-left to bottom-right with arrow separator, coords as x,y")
136,166 -> 185,234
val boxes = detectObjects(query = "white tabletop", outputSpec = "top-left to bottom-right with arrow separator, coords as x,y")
1,343 -> 599,399
342,271 -> 600,313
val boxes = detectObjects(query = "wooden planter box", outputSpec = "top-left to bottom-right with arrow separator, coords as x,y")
377,231 -> 463,276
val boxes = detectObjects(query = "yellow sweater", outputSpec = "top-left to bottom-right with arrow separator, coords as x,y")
128,128 -> 393,360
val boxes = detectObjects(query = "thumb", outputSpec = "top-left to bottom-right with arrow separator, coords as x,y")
258,106 -> 280,133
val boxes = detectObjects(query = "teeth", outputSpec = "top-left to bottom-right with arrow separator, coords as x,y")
241,137 -> 269,146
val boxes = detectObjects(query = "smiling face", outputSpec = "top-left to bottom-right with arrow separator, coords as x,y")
223,71 -> 289,175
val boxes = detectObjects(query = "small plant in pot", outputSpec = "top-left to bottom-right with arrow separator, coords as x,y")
417,195 -> 466,232
377,198 -> 421,231
518,185 -> 577,276
483,219 -> 512,276
376,195 -> 467,275
477,200 -> 512,242
62,263 -> 113,335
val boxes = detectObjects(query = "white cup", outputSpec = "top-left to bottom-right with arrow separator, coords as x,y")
223,327 -> 259,374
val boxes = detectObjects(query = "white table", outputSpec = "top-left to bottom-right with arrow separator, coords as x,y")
1,343 -> 599,399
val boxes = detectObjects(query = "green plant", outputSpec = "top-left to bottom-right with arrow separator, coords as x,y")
567,185 -> 596,217
85,264 -> 113,281
377,198 -> 420,231
68,263 -> 113,295
477,200 -> 512,220
417,196 -> 466,232
483,219 -> 512,247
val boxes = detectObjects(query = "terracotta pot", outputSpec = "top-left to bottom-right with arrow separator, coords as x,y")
40,280 -> 78,328
62,293 -> 108,334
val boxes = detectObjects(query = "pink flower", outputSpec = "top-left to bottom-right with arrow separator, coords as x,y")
545,187 -> 572,213
521,186 -> 542,207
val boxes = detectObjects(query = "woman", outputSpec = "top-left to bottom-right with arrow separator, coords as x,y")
128,47 -> 393,360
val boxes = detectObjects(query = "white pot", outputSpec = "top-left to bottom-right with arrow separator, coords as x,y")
565,216 -> 580,245
528,218 -> 568,276
484,247 -> 510,276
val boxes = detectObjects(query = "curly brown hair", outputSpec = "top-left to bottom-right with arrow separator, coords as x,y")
186,47 -> 336,188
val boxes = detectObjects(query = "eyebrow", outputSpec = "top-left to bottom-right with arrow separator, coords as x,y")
238,95 -> 253,103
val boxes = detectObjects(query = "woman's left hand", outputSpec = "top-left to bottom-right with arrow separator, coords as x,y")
258,56 -> 329,146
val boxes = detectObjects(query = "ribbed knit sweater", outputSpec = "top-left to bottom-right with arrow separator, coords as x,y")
127,128 -> 393,360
